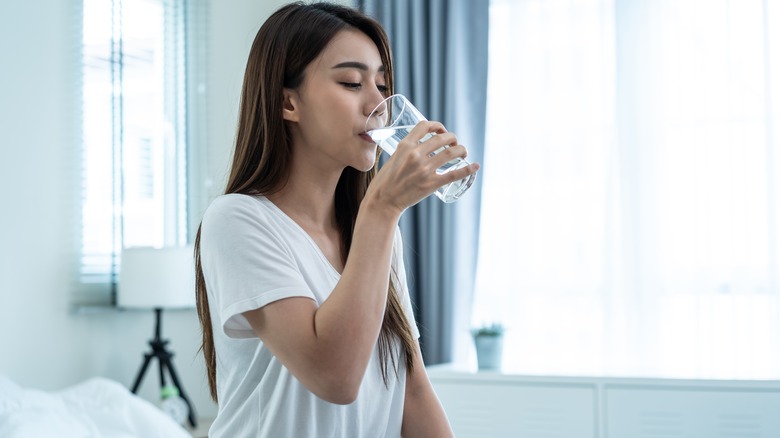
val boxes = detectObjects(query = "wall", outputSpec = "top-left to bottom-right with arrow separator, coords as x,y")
0,0 -> 290,421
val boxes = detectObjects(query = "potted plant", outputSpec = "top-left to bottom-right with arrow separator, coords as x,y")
471,323 -> 505,371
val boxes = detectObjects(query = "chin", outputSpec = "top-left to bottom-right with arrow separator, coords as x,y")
354,161 -> 376,173
348,155 -> 376,172
356,149 -> 379,172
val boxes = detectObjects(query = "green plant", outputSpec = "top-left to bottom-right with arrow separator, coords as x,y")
471,322 -> 505,337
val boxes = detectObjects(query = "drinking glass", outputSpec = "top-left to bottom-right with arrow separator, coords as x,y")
365,94 -> 476,203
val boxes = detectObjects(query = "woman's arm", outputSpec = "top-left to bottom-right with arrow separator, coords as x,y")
243,200 -> 399,404
402,340 -> 454,437
243,122 -> 478,405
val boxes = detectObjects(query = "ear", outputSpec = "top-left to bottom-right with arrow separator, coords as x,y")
282,88 -> 300,123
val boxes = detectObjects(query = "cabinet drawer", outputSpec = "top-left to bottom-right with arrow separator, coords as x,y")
606,386 -> 780,438
432,379 -> 597,438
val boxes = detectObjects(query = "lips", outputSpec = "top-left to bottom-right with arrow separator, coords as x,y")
359,132 -> 374,143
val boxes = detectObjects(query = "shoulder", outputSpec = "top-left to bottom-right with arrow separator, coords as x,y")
202,194 -> 275,230
392,225 -> 405,258
393,225 -> 404,245
200,194 -> 287,246
203,193 -> 263,220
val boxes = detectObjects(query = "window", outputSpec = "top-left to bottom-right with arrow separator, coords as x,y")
78,0 -> 191,304
474,0 -> 780,379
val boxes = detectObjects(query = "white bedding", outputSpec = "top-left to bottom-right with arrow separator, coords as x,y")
0,375 -> 191,438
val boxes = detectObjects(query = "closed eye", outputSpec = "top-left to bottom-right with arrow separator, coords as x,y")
339,82 -> 389,95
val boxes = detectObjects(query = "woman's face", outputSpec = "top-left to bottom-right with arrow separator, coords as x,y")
283,29 -> 388,173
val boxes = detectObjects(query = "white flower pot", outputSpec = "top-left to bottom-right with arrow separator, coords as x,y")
473,334 -> 504,371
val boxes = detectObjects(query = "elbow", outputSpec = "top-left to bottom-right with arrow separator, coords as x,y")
319,388 -> 359,405
312,373 -> 361,405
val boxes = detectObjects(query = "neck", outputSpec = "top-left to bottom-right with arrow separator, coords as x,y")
266,152 -> 343,231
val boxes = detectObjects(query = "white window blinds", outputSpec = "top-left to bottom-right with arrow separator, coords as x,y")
76,0 -> 204,305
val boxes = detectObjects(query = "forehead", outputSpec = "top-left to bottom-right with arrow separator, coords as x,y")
313,29 -> 384,72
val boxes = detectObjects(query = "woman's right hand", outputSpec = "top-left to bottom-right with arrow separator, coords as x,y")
365,121 -> 480,214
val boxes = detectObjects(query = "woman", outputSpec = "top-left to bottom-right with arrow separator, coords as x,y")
195,2 -> 479,436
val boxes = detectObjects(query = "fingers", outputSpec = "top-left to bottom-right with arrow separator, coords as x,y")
435,162 -> 480,189
390,119 -> 478,195
429,143 -> 468,166
401,120 -> 462,159
397,121 -> 473,172
406,121 -> 447,143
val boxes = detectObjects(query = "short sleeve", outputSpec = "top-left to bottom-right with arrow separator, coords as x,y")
392,227 -> 420,340
199,194 -> 316,338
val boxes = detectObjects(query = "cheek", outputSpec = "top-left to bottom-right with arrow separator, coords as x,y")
311,94 -> 351,128
323,88 -> 356,112
298,105 -> 331,136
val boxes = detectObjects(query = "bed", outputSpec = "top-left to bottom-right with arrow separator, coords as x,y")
0,374 -> 192,438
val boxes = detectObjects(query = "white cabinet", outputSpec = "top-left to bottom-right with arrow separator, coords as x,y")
430,372 -> 596,438
427,366 -> 780,438
606,386 -> 780,438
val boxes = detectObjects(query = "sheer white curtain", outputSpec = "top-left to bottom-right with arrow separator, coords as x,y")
474,0 -> 780,379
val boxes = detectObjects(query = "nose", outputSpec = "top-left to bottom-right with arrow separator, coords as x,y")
363,84 -> 388,117
364,88 -> 389,131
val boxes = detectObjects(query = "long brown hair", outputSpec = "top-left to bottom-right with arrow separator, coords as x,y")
194,2 -> 415,403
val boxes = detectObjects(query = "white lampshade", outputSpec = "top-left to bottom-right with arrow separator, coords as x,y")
118,246 -> 196,309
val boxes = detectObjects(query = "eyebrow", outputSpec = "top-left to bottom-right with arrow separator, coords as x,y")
331,61 -> 385,73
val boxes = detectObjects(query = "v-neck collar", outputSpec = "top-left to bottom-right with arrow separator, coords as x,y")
257,196 -> 343,278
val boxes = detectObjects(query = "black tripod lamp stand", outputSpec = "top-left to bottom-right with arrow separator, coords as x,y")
119,246 -> 198,428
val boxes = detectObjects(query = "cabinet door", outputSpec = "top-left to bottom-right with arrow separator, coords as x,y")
606,386 -> 780,438
432,379 -> 597,438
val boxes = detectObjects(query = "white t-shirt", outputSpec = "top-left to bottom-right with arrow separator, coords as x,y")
199,194 -> 420,438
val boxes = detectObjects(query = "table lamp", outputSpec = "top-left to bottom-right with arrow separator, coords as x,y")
118,245 -> 197,428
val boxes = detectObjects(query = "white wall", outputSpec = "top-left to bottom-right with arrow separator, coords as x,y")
0,0 -> 290,421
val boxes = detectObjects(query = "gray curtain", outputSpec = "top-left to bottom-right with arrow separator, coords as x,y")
357,0 -> 490,365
